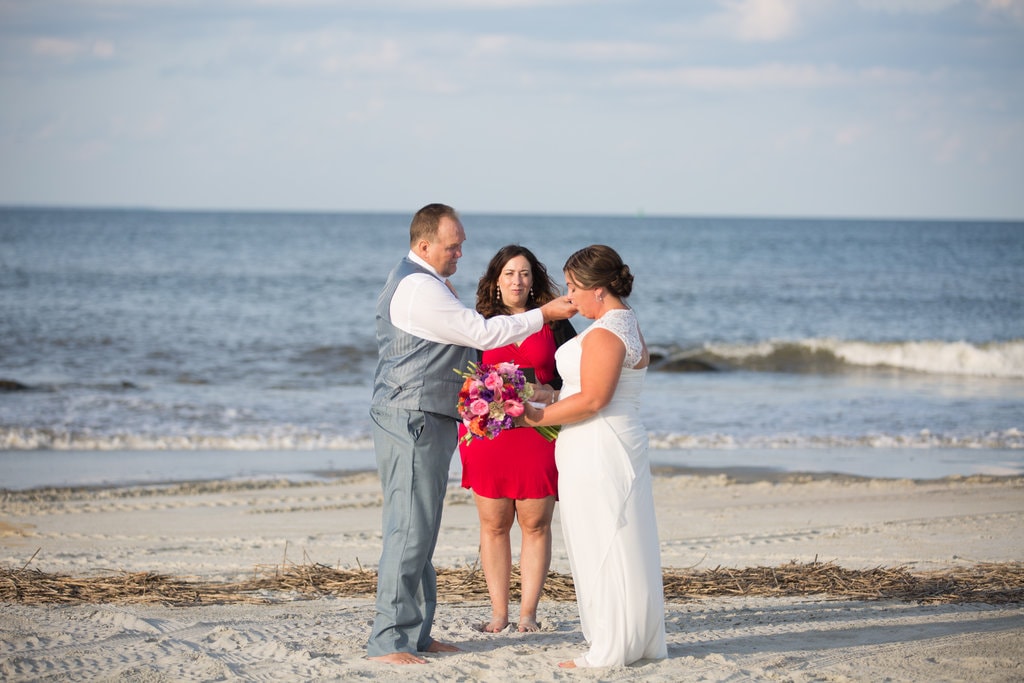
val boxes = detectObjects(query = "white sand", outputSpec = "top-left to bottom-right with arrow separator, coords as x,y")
2,469 -> 1023,681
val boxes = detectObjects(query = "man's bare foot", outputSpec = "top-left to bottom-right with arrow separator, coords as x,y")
517,617 -> 541,633
481,618 -> 509,633
558,659 -> 577,668
425,640 -> 460,653
367,652 -> 427,665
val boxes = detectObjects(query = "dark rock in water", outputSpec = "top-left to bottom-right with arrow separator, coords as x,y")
653,357 -> 719,373
0,379 -> 32,391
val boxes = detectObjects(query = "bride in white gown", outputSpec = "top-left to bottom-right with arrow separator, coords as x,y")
523,245 -> 667,669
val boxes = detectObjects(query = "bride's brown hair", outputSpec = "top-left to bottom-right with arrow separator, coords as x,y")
563,244 -> 634,298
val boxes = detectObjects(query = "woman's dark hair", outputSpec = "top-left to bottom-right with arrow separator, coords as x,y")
563,244 -> 634,298
476,244 -> 560,318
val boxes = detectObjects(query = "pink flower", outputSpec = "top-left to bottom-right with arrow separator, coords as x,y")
503,399 -> 524,418
484,370 -> 504,392
495,362 -> 518,375
469,398 -> 490,416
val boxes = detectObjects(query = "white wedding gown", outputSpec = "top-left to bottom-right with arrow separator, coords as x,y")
554,309 -> 667,667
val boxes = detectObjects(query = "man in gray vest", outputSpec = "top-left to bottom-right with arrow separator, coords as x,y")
367,203 -> 576,664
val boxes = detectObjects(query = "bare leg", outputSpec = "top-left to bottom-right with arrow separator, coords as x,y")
474,493 -> 515,632
514,496 -> 555,632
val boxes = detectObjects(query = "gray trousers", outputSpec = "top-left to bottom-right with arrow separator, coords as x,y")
366,405 -> 456,656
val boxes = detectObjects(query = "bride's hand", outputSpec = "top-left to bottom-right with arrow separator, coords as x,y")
521,401 -> 543,427
530,384 -> 557,405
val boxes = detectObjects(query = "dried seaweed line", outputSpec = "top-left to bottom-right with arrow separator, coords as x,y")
3,561 -> 1024,606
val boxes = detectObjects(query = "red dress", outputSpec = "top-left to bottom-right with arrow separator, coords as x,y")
459,324 -> 559,500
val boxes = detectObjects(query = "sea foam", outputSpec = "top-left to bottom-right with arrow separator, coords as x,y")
4,427 -> 1021,451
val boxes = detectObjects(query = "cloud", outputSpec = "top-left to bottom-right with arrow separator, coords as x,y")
978,0 -> 1024,22
31,37 -> 81,58
92,41 -> 116,58
922,127 -> 964,163
614,63 -> 917,91
718,0 -> 802,42
247,0 -> 591,7
319,38 -> 404,74
28,37 -> 116,62
835,124 -> 868,146
857,0 -> 961,12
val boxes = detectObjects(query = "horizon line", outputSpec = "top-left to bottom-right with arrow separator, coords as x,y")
1,202 -> 1022,224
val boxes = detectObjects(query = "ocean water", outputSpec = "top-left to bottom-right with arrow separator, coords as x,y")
1,208 -> 1022,487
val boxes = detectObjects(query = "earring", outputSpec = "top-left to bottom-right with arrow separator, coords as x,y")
529,287 -> 534,299
496,285 -> 501,300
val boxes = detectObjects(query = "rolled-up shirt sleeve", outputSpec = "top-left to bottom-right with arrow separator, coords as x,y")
391,272 -> 543,350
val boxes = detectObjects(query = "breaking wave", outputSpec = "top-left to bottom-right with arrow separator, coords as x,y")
653,338 -> 1024,378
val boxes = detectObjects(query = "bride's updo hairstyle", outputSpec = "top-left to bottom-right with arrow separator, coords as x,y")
563,244 -> 634,299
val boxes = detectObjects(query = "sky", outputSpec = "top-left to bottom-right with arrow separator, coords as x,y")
1,0 -> 1023,220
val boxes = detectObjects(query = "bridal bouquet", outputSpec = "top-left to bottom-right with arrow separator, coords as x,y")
455,361 -> 559,444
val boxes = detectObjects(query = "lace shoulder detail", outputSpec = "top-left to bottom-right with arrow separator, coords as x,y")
591,309 -> 644,368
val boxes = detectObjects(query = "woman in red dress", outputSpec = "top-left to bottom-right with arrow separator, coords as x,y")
459,245 -> 576,633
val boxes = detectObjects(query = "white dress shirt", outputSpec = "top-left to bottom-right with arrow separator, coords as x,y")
390,251 -> 544,350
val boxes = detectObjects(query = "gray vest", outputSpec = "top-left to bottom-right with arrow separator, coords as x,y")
372,258 -> 475,419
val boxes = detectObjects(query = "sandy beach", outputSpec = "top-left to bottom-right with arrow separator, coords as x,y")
2,467 -> 1023,681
